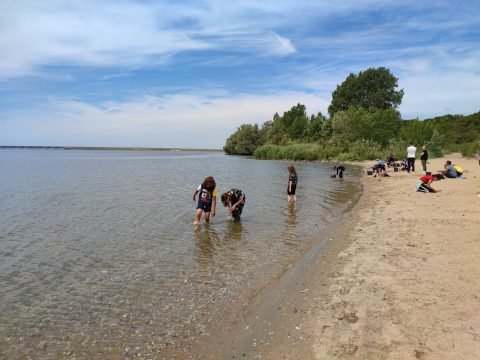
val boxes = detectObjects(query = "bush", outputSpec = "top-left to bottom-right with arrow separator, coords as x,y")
254,140 -> 383,161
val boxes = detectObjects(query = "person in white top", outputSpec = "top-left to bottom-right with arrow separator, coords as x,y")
406,144 -> 417,173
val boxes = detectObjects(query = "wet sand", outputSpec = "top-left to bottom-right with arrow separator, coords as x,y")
252,153 -> 480,359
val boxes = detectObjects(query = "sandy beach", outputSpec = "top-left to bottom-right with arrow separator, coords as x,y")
254,153 -> 480,360
143,154 -> 480,359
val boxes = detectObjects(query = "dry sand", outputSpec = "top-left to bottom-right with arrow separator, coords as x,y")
307,154 -> 480,359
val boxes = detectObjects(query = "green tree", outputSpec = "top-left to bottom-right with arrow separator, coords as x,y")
426,129 -> 444,157
331,108 -> 401,147
328,67 -> 404,118
223,124 -> 261,155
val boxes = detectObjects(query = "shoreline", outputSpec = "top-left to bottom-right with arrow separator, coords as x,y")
278,153 -> 479,359
156,164 -> 366,359
187,153 -> 480,359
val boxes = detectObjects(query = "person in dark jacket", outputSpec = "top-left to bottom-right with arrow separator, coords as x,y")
420,146 -> 428,173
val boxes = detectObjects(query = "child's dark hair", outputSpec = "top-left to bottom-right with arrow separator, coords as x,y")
445,160 -> 452,165
433,174 -> 443,180
203,176 -> 216,188
288,165 -> 296,173
221,192 -> 229,206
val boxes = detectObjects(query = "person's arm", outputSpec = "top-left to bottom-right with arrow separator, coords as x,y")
193,189 -> 199,201
231,196 -> 244,211
426,183 -> 436,193
288,180 -> 292,192
212,196 -> 216,217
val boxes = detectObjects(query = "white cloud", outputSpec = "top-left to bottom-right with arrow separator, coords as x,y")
0,91 -> 330,148
0,0 -> 302,78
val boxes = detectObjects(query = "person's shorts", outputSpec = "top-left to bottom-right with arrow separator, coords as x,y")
232,204 -> 244,220
444,172 -> 457,178
287,185 -> 297,195
197,201 -> 212,212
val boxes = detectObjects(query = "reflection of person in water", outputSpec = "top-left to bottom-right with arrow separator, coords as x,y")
286,201 -> 297,227
224,220 -> 244,242
194,224 -> 219,267
333,165 -> 345,178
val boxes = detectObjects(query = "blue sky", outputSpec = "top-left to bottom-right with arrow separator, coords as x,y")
1,0 -> 479,148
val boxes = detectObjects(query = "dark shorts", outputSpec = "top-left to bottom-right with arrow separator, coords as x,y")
232,204 -> 244,220
288,185 -> 297,195
197,201 -> 212,212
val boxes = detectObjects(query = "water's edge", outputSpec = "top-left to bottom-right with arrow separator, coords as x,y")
161,165 -> 365,358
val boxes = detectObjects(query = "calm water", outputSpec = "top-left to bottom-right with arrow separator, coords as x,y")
0,149 -> 361,359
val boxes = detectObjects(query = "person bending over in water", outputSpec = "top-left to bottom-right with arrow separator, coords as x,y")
287,165 -> 298,202
221,189 -> 245,221
334,165 -> 345,178
193,176 -> 216,224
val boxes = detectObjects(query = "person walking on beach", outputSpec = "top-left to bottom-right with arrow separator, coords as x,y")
287,165 -> 298,202
334,165 -> 345,178
221,189 -> 245,221
420,146 -> 428,173
193,176 -> 217,225
407,143 -> 417,174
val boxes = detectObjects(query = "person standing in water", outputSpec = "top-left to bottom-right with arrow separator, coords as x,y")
193,176 -> 216,225
287,165 -> 298,202
334,165 -> 345,178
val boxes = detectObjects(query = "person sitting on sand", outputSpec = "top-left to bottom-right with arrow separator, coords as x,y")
386,148 -> 396,167
416,173 -> 442,193
439,160 -> 458,178
400,159 -> 408,171
334,165 -> 345,178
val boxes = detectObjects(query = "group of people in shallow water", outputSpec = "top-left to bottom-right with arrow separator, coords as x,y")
192,165 -> 301,225
193,163 -> 347,225
193,177 -> 246,224
369,144 -> 467,193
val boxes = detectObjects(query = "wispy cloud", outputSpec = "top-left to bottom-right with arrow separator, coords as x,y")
0,0 -> 479,147
0,0 -> 304,78
0,91 -> 329,147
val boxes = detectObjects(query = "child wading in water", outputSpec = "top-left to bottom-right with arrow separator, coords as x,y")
193,176 -> 216,225
288,165 -> 298,202
221,189 -> 245,221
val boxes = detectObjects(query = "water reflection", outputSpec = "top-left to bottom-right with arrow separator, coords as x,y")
286,202 -> 297,227
194,224 -> 219,267
223,220 -> 245,242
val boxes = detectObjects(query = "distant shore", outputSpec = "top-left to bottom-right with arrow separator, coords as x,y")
0,146 -> 223,152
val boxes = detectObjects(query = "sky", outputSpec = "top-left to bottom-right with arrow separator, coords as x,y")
0,0 -> 479,148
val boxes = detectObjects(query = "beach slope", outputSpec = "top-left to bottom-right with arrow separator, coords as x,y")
312,154 -> 480,359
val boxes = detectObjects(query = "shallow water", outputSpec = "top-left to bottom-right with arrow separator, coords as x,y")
0,149 -> 360,358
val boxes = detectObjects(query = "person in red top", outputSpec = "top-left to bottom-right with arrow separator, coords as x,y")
418,174 -> 441,193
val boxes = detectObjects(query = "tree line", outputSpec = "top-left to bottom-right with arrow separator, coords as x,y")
224,67 -> 479,161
